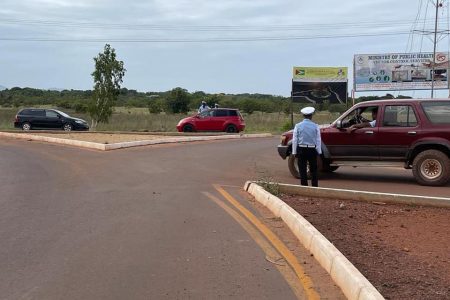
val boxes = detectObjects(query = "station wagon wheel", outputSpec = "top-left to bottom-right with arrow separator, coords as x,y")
63,124 -> 73,131
412,150 -> 450,186
22,122 -> 31,131
183,124 -> 194,132
225,124 -> 237,133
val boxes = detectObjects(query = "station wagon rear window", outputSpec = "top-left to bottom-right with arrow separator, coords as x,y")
421,101 -> 450,124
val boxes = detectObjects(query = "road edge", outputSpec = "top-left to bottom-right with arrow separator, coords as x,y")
0,132 -> 272,150
276,183 -> 450,208
244,181 -> 385,300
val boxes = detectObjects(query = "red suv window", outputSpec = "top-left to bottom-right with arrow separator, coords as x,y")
421,101 -> 450,124
382,105 -> 417,127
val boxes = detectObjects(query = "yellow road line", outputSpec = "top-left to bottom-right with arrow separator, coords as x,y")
202,192 -> 306,299
212,184 -> 320,300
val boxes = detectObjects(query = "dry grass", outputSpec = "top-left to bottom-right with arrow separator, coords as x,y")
0,107 -> 339,133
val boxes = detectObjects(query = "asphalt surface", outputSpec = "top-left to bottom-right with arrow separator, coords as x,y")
1,136 -> 449,299
1,136 -> 345,300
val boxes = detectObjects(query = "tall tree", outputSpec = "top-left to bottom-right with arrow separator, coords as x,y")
166,87 -> 190,114
89,44 -> 126,129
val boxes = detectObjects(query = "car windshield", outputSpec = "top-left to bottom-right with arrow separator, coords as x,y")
53,109 -> 71,118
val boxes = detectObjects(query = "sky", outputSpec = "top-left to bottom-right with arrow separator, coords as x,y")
1,0 -> 450,97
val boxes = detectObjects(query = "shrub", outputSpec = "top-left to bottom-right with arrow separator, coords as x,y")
281,121 -> 293,131
328,104 -> 347,113
148,100 -> 163,114
57,100 -> 73,109
73,102 -> 88,113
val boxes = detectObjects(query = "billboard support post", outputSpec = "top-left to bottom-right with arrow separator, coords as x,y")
290,87 -> 294,128
352,56 -> 356,105
351,89 -> 355,107
345,81 -> 348,107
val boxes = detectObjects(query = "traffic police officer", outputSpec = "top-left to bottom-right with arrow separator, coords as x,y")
198,101 -> 210,113
291,106 -> 322,187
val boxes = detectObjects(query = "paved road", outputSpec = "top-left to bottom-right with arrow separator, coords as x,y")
1,136 -> 448,299
277,156 -> 450,198
1,137 -> 347,300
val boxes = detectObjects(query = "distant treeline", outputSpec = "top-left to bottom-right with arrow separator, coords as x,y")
0,87 -> 410,114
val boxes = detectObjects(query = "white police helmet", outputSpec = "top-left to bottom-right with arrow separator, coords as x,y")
300,106 -> 315,116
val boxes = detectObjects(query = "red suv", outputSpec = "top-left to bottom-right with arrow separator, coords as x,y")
278,99 -> 450,186
176,108 -> 245,133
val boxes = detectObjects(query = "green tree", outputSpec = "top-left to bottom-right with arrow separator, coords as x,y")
383,93 -> 395,99
73,101 -> 89,113
204,94 -> 223,107
239,98 -> 259,114
88,44 -> 126,129
148,98 -> 163,114
166,87 -> 190,114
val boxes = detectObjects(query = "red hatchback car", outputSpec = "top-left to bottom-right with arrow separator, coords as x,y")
176,108 -> 245,133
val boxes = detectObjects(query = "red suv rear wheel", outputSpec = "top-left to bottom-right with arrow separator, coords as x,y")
412,150 -> 450,186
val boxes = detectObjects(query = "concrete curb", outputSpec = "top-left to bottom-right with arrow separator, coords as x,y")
0,132 -> 107,150
276,183 -> 450,208
244,181 -> 385,300
104,133 -> 271,150
0,132 -> 272,151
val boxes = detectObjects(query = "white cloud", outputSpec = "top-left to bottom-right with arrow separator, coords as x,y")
0,0 -> 447,97
31,0 -> 93,8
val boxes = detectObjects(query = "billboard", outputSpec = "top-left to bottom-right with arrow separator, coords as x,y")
292,67 -> 348,104
292,81 -> 347,104
293,67 -> 348,82
354,52 -> 449,91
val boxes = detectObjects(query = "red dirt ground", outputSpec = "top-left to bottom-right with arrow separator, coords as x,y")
280,195 -> 450,300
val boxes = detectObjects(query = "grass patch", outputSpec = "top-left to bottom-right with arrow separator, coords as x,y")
0,108 -> 16,130
0,107 -> 339,133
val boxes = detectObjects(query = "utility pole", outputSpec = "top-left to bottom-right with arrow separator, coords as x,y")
413,0 -> 448,98
431,0 -> 441,98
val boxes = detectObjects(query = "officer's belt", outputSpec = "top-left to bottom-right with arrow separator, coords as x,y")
298,144 -> 316,148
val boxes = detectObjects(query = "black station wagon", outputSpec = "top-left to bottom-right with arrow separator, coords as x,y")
14,108 -> 89,131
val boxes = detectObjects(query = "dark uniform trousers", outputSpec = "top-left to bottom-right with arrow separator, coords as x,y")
297,146 -> 318,187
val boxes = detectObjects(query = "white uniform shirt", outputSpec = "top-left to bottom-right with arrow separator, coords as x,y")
198,104 -> 210,113
291,119 -> 322,155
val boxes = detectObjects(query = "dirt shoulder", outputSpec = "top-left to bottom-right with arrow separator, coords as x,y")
280,194 -> 450,300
